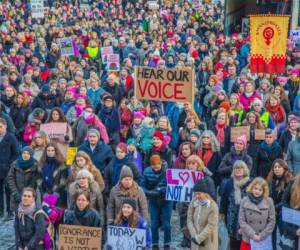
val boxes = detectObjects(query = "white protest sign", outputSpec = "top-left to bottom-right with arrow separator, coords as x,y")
40,122 -> 67,140
282,206 -> 300,226
101,46 -> 113,63
31,0 -> 44,18
192,0 -> 201,9
148,1 -> 159,10
250,235 -> 272,250
107,225 -> 146,249
290,30 -> 300,44
106,54 -> 120,71
166,169 -> 204,202
58,37 -> 75,57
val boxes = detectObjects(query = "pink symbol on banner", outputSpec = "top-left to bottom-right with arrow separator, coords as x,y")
179,172 -> 190,185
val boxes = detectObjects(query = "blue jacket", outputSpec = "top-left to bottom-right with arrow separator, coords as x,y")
87,87 -> 105,108
78,141 -> 114,175
140,166 -> 167,201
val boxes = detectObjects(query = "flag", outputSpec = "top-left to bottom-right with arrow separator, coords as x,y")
250,15 -> 289,74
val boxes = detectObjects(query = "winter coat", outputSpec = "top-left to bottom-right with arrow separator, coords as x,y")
87,87 -> 105,108
239,92 -> 261,111
106,182 -> 149,224
255,141 -> 283,178
7,160 -> 39,209
187,197 -> 219,250
211,126 -> 231,156
279,129 -> 294,154
280,180 -> 300,250
143,146 -> 172,168
63,207 -> 101,227
68,181 -> 104,226
14,206 -> 47,250
103,84 -> 124,106
18,82 -> 40,97
0,132 -> 18,179
218,147 -> 253,180
238,196 -> 276,243
31,93 -> 59,112
78,141 -> 114,176
219,178 -> 251,240
141,166 -> 167,201
9,105 -> 31,132
0,112 -> 16,134
287,137 -> 300,175
23,122 -> 38,145
104,157 -> 140,195
98,106 -> 121,137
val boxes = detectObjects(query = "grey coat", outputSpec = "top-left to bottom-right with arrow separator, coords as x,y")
239,196 -> 275,243
287,137 -> 300,175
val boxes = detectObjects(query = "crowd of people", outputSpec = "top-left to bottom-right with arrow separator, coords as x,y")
0,0 -> 299,249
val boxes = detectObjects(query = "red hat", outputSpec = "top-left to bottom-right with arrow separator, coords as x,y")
153,130 -> 164,141
191,50 -> 199,59
219,101 -> 230,112
117,143 -> 128,153
214,62 -> 224,73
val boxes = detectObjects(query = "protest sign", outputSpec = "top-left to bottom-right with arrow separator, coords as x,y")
250,235 -> 272,250
166,169 -> 204,202
58,37 -> 75,57
290,30 -> 300,44
31,0 -> 44,18
40,123 -> 67,140
134,66 -> 194,103
230,126 -> 250,142
254,129 -> 265,140
148,1 -> 159,10
282,206 -> 300,226
66,147 -> 78,165
192,0 -> 200,9
101,46 -> 113,63
106,54 -> 120,71
58,224 -> 101,250
107,225 -> 146,250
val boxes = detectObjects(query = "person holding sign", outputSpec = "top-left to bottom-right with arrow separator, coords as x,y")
64,190 -> 101,227
187,179 -> 219,250
14,187 -> 46,250
280,174 -> 300,249
113,198 -> 152,249
238,177 -> 275,250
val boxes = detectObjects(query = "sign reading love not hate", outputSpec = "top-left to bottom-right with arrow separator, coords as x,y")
134,66 -> 194,103
166,169 -> 204,202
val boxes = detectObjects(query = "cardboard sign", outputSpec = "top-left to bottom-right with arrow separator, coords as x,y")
58,224 -> 101,250
100,46 -> 113,63
282,206 -> 300,226
107,225 -> 146,249
58,37 -> 75,57
31,0 -> 44,18
166,169 -> 204,202
106,54 -> 120,71
134,66 -> 194,103
250,235 -> 272,250
290,30 -> 300,44
40,123 -> 67,140
66,147 -> 78,165
230,126 -> 250,142
255,129 -> 265,140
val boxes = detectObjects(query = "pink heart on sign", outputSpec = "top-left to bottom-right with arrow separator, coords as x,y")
179,172 -> 190,185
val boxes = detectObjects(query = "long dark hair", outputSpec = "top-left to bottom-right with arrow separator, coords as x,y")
46,107 -> 67,123
114,206 -> 139,228
39,143 -> 65,168
266,159 -> 292,192
74,191 -> 91,209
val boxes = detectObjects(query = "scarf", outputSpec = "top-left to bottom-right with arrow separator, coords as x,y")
112,155 -> 128,186
260,141 -> 280,154
233,177 -> 250,205
42,157 -> 57,191
18,202 -> 36,225
75,104 -> 86,117
201,144 -> 213,165
266,104 -> 285,123
17,156 -> 35,170
248,192 -> 264,205
215,123 -> 226,144
84,113 -> 96,124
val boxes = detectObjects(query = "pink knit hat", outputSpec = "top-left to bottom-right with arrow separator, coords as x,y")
133,111 -> 145,119
235,135 -> 247,147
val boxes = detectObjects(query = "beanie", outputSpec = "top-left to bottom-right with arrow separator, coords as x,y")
119,165 -> 133,180
288,114 -> 300,123
76,169 -> 94,182
122,198 -> 137,211
117,143 -> 128,153
22,146 -> 34,158
88,128 -> 100,138
190,129 -> 201,139
133,111 -> 145,119
153,130 -> 164,141
219,101 -> 230,112
150,154 -> 161,165
127,138 -> 137,146
193,179 -> 211,197
236,134 -> 247,147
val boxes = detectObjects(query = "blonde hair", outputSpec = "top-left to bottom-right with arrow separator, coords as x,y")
290,175 -> 300,209
186,155 -> 205,171
157,116 -> 172,132
231,160 -> 250,178
247,177 -> 269,198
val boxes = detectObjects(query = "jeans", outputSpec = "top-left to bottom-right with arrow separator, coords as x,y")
148,199 -> 173,246
0,179 -> 11,215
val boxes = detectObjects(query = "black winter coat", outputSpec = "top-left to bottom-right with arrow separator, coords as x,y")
0,132 -> 18,179
255,142 -> 283,178
31,93 -> 59,112
279,130 -> 293,154
63,208 -> 101,227
9,104 -> 31,131
14,207 -> 46,250
143,146 -> 172,168
211,126 -> 231,156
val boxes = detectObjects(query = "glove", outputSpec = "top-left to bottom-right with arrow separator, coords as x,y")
13,192 -> 21,203
64,135 -> 70,141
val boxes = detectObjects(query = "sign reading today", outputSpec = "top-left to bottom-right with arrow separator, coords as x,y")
107,225 -> 146,250
58,224 -> 101,250
134,66 -> 194,103
166,169 -> 204,202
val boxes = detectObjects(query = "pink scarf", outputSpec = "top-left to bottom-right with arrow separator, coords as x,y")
75,104 -> 86,117
215,123 -> 226,144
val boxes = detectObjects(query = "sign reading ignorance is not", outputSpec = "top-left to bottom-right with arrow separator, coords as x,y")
134,66 -> 194,103
58,224 -> 101,250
